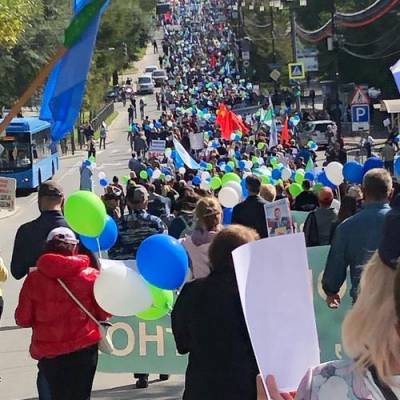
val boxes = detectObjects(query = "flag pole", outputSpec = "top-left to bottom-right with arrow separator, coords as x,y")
0,47 -> 67,135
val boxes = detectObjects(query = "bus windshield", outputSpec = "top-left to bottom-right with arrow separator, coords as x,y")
0,134 -> 31,171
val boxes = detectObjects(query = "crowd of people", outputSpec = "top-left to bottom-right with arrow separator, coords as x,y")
3,0 -> 400,400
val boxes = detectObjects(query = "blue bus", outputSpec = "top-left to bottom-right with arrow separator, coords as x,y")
0,118 -> 59,189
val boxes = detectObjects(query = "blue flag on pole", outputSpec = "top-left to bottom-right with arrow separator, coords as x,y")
40,0 -> 108,142
390,59 -> 400,94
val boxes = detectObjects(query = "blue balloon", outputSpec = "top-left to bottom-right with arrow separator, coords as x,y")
99,178 -> 108,187
395,158 -> 400,176
316,171 -> 337,189
272,169 -> 282,180
238,160 -> 246,170
363,157 -> 384,175
241,178 -> 249,198
223,208 -> 233,225
137,234 -> 189,290
192,176 -> 201,185
304,171 -> 315,181
225,164 -> 233,173
343,161 -> 363,184
80,216 -> 118,252
234,134 -> 241,142
84,160 -> 91,167
146,167 -> 154,177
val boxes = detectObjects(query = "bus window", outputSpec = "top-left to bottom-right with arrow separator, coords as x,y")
0,134 -> 31,171
31,128 -> 51,161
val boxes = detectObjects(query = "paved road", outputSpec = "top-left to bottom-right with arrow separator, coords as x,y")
0,40 -> 185,400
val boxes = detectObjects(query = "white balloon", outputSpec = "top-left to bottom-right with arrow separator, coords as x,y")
218,187 -> 240,208
200,180 -> 210,191
281,167 -> 292,181
325,162 -> 343,186
152,169 -> 162,179
179,167 -> 186,175
201,171 -> 211,181
94,260 -> 152,317
223,181 -> 242,198
165,175 -> 173,182
98,171 -> 106,180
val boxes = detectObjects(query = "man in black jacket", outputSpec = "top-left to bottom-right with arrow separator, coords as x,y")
232,175 -> 269,238
11,181 -> 68,280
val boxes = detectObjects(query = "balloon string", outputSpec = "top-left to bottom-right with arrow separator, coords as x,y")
96,237 -> 103,263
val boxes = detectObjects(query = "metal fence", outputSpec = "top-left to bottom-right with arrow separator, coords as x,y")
90,102 -> 115,131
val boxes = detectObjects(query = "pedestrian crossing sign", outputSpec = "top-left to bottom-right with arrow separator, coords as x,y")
288,62 -> 305,80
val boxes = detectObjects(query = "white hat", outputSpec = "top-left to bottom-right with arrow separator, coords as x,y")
47,227 -> 78,244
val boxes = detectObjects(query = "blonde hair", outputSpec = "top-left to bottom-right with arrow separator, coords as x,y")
342,252 -> 400,385
260,184 -> 276,202
195,197 -> 222,232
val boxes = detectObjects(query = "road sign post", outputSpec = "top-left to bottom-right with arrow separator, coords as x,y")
288,62 -> 305,80
351,104 -> 370,132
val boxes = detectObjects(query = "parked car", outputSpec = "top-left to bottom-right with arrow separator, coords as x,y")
136,74 -> 155,95
298,120 -> 336,147
105,86 -> 121,102
144,65 -> 158,74
152,69 -> 168,87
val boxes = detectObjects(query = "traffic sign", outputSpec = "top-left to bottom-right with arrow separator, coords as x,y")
351,104 -> 370,132
350,87 -> 369,105
288,62 -> 305,80
270,69 -> 281,82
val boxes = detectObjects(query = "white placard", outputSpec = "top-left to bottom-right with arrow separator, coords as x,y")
232,233 -> 320,392
0,177 -> 16,211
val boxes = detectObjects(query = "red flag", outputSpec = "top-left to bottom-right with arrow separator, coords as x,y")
280,117 -> 290,145
210,54 -> 217,68
216,104 -> 249,140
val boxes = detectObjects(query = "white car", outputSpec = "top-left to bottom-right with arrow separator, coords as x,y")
299,120 -> 336,147
152,69 -> 168,86
144,65 -> 158,74
136,74 -> 155,94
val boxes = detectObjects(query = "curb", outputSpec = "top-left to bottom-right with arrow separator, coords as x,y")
0,207 -> 19,220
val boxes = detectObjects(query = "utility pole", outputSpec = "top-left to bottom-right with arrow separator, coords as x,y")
270,6 -> 277,64
331,0 -> 341,134
290,7 -> 297,63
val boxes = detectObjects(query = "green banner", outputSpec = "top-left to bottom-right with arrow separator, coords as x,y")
98,246 -> 351,374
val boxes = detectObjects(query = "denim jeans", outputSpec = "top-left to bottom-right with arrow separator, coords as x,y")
37,369 -> 52,400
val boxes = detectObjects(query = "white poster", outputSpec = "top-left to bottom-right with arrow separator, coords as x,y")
0,177 -> 16,211
233,233 -> 320,393
189,132 -> 204,150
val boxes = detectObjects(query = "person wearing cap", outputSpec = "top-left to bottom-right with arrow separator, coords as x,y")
11,181 -> 68,280
15,227 -> 109,400
232,175 -> 269,239
303,187 -> 338,247
322,168 -> 393,306
257,197 -> 400,399
108,185 -> 167,388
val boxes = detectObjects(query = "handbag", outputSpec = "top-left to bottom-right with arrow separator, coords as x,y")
58,279 -> 115,355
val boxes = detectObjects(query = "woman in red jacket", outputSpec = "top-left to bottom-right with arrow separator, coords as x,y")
15,227 -> 110,400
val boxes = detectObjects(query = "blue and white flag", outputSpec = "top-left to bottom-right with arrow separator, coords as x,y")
173,138 -> 201,170
40,0 -> 108,142
390,59 -> 400,94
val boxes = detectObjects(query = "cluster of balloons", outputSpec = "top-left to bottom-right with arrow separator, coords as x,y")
98,171 -> 108,187
342,157 -> 384,184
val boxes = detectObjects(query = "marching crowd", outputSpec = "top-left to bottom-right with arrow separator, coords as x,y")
2,0 -> 400,399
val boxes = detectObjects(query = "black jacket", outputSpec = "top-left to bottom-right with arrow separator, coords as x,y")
172,270 -> 258,400
11,211 -> 68,280
231,195 -> 268,238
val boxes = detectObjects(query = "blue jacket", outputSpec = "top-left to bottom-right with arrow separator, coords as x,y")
322,202 -> 391,301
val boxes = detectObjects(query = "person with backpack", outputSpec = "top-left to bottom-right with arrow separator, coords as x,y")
303,187 -> 338,247
168,190 -> 199,239
15,227 -> 110,400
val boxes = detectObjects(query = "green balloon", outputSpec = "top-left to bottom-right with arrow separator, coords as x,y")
210,176 -> 222,190
289,183 -> 303,198
275,179 -> 283,186
313,183 -> 324,193
257,142 -> 265,150
64,191 -> 106,237
121,176 -> 129,184
222,172 -> 241,186
136,284 -> 174,321
295,171 -> 304,185
270,157 -> 278,167
252,156 -> 258,164
227,161 -> 235,169
140,170 -> 148,180
206,163 -> 213,171
261,175 -> 270,184
128,126 -> 132,133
